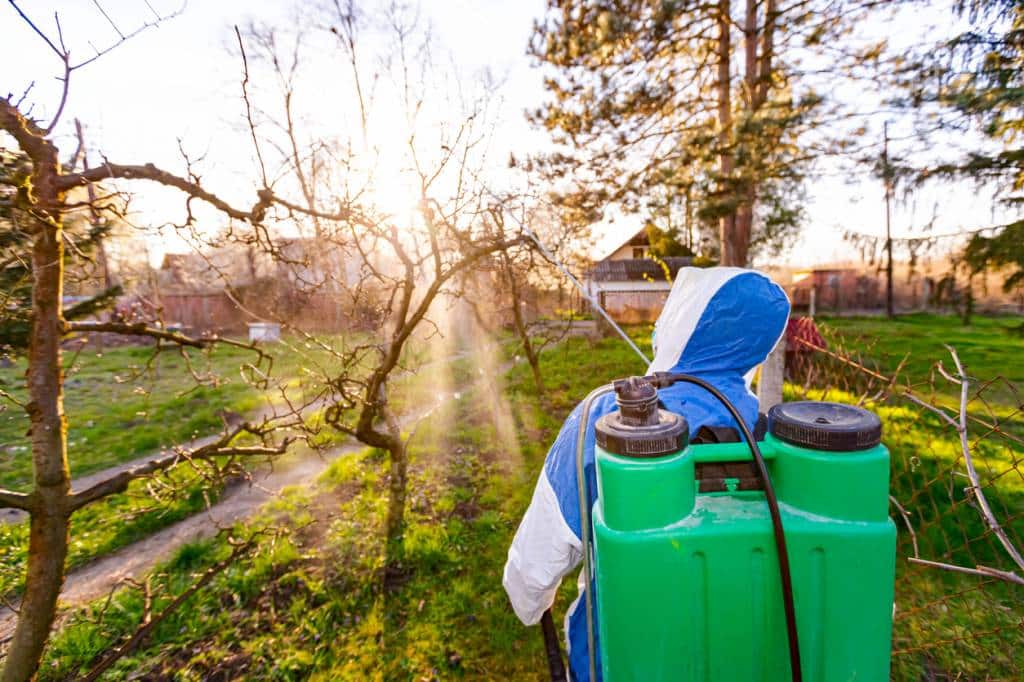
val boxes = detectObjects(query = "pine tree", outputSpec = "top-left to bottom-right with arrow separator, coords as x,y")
529,0 -> 886,265
907,1 -> 1024,302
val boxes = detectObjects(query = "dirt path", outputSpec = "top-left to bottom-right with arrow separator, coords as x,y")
0,347 -> 513,640
53,439 -> 364,614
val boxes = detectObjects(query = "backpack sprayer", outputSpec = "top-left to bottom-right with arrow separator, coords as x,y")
544,372 -> 896,682
477,192 -> 896,680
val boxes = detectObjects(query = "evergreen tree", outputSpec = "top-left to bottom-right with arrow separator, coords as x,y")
905,1 -> 1024,301
897,0 -> 1024,307
0,147 -> 121,354
529,0 -> 887,266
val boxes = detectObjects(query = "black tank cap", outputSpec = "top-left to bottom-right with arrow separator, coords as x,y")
768,401 -> 882,452
595,377 -> 689,458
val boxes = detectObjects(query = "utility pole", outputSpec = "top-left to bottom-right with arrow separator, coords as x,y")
883,122 -> 894,319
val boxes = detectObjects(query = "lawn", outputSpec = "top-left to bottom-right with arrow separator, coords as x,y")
0,330 -> 444,597
0,343 -> 270,491
817,313 -> 1024,395
22,318 -> 1024,679
0,331 -> 421,491
38,332 -> 650,680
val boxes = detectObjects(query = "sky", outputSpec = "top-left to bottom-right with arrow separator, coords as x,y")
1,0 -> 1009,268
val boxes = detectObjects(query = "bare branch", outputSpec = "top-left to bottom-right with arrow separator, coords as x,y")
7,2 -> 63,60
91,0 -> 125,40
0,388 -> 26,409
76,531 -> 269,682
64,321 -> 214,348
66,2 -> 186,71
908,557 -> 1024,587
69,428 -> 293,511
8,0 -> 186,133
0,488 -> 33,512
57,161 -> 373,229
889,494 -> 919,558
944,346 -> 1024,574
56,162 -> 274,221
234,25 -> 269,188
13,80 -> 35,108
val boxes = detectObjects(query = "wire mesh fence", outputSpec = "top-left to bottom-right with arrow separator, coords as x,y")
787,326 -> 1023,681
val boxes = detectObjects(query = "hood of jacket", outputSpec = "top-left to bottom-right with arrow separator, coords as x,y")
648,266 -> 790,377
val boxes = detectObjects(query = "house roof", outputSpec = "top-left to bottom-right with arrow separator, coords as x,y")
599,226 -> 649,260
589,256 -> 693,282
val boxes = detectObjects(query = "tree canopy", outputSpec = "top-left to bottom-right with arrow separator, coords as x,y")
904,0 -> 1024,298
529,0 -> 887,265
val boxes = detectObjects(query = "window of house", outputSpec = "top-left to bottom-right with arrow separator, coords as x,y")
632,247 -> 646,259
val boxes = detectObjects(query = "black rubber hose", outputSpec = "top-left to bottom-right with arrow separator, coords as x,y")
649,372 -> 803,682
540,608 -> 568,682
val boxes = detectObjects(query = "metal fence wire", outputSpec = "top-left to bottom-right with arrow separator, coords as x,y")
787,330 -> 1024,681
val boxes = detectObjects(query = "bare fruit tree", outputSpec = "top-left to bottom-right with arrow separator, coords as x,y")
468,198 -> 587,393
228,5 -> 528,564
2,0 -> 533,674
0,3 -> 394,677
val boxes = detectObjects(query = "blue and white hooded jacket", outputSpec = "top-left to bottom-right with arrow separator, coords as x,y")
503,266 -> 790,681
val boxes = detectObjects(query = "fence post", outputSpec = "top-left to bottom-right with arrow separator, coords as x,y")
757,335 -> 786,411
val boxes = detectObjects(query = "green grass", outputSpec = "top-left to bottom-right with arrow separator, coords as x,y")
818,313 -> 1024,394
0,344 -> 266,491
0,331 -> 493,599
0,331 -> 415,492
30,319 -> 1024,680
0,469 -> 224,596
37,332 -> 650,680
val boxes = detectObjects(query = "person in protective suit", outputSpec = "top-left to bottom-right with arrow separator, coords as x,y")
503,266 -> 790,681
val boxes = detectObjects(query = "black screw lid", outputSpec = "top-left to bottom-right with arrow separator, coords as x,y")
595,377 -> 689,458
768,401 -> 882,452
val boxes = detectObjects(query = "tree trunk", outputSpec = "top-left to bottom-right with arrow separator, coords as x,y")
734,197 -> 753,268
4,215 -> 72,682
961,277 -> 974,326
384,439 -> 408,546
382,435 -> 409,593
5,500 -> 69,682
756,335 -> 786,411
505,257 -> 544,392
526,350 -> 544,395
732,0 -> 758,268
684,186 -> 693,253
883,122 -> 895,318
381,395 -> 407,556
730,0 -> 768,269
716,0 -> 740,267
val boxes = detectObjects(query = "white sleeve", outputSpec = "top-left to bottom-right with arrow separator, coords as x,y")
503,471 -> 583,625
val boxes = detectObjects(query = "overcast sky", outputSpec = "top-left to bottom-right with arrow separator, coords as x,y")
2,0 -> 1008,267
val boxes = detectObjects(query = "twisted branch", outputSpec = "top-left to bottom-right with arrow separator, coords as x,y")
69,424 -> 293,511
942,345 -> 1024,577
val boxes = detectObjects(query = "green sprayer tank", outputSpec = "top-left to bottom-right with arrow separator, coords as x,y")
591,378 -> 896,682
